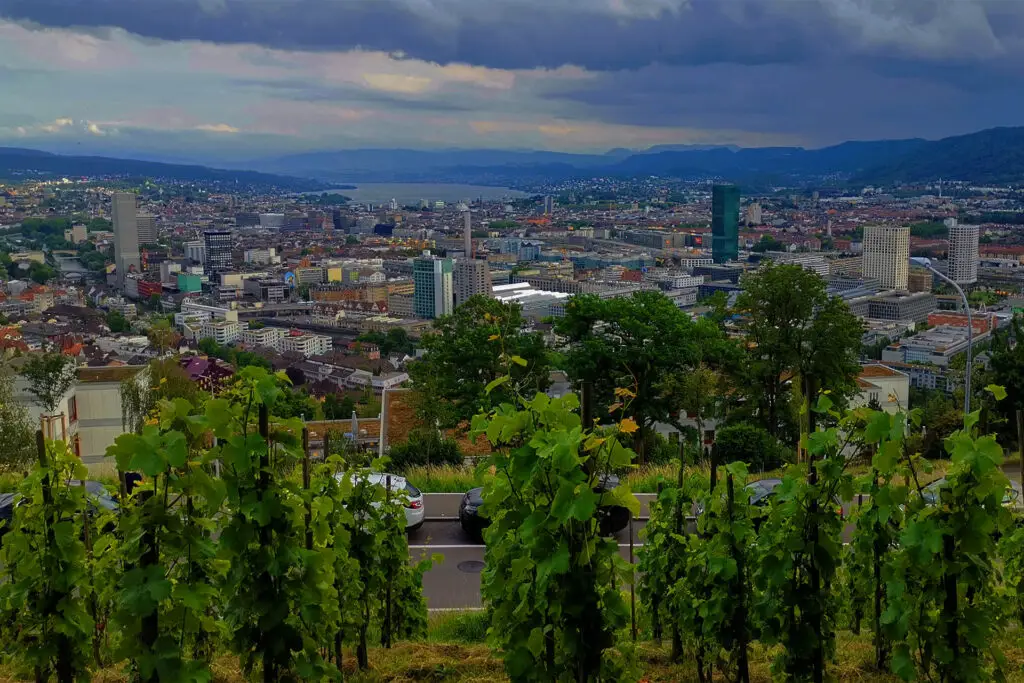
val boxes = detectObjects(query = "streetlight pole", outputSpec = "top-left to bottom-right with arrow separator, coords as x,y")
911,257 -> 972,415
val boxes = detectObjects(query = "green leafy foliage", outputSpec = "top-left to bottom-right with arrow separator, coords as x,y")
0,438 -> 95,681
473,391 -> 639,682
713,423 -> 790,471
883,408 -> 1013,682
409,295 -> 551,428
387,431 -> 463,470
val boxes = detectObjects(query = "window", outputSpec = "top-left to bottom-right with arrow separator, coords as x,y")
68,395 -> 78,422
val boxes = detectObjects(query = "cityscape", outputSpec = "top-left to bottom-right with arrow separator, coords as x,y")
1,1 -> 1024,682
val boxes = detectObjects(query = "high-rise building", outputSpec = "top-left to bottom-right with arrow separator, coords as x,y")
463,208 -> 473,256
112,192 -> 140,284
413,256 -> 454,319
862,225 -> 910,290
947,220 -> 979,285
454,259 -> 492,307
711,185 -> 740,264
136,213 -> 157,245
745,201 -> 762,226
203,230 -> 233,274
543,196 -> 554,216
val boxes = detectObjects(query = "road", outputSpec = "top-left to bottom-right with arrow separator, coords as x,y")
412,494 -> 651,609
411,493 -> 868,609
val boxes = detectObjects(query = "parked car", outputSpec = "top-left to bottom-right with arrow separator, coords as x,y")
0,480 -> 118,543
459,474 -> 630,541
336,471 -> 424,531
920,477 -> 1022,509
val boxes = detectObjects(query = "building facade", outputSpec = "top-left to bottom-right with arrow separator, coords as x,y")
711,185 -> 740,264
281,333 -> 333,357
413,256 -> 454,319
242,326 -> 287,351
203,230 -> 232,274
947,222 -> 980,285
112,192 -> 140,284
136,213 -> 157,244
862,225 -> 910,290
454,258 -> 492,307
199,320 -> 241,345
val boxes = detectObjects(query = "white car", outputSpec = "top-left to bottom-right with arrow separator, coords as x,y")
336,471 -> 425,531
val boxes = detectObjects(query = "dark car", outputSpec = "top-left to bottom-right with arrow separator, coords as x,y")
0,480 -> 118,543
459,474 -> 631,541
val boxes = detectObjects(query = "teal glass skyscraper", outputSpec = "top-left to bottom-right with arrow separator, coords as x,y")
711,185 -> 740,264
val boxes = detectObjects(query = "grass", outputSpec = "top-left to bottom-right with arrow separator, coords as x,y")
3,623 -> 1022,682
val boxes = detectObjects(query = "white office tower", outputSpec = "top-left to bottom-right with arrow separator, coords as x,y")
112,192 -> 141,285
947,221 -> 979,285
463,207 -> 472,256
862,225 -> 909,290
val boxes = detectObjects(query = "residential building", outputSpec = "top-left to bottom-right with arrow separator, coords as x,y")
203,230 -> 232,274
745,201 -> 762,226
463,208 -> 473,256
14,364 -> 147,463
281,332 -> 333,357
136,213 -> 157,245
947,221 -> 980,285
850,364 -> 910,414
413,256 -> 454,319
242,326 -> 286,351
112,191 -> 140,284
454,259 -> 492,307
862,226 -> 909,290
881,325 -> 989,367
927,311 -> 996,335
388,293 -> 414,318
908,268 -> 933,293
199,319 -> 241,345
711,184 -> 740,264
762,251 -> 829,277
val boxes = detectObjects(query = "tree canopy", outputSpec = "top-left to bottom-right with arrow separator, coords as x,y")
408,295 -> 550,428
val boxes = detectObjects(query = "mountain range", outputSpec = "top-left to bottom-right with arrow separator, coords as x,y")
247,127 -> 1024,186
3,126 -> 1024,189
0,147 -> 329,191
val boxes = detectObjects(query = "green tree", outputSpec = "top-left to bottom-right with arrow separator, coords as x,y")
323,393 -> 356,420
408,295 -> 550,428
714,422 -> 789,471
0,368 -> 36,471
735,263 -> 863,442
20,352 -> 77,417
556,290 -> 728,462
988,316 -> 1024,483
106,310 -> 130,333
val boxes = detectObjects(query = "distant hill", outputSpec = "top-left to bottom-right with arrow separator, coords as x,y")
852,127 -> 1024,184
0,147 -> 328,191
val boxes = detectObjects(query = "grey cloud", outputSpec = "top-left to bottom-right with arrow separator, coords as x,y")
2,0 -> 1019,71
550,61 -> 1024,145
228,78 -> 477,112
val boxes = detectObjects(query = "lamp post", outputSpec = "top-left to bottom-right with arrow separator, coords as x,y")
911,257 -> 973,414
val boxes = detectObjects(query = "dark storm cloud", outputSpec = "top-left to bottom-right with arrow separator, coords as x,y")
4,0 -> 1014,71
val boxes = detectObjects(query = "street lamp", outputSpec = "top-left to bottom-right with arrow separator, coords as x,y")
910,257 -> 973,414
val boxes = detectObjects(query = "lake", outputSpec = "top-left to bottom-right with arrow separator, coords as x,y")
313,183 -> 530,206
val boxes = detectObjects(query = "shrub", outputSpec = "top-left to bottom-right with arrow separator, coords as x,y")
387,431 -> 463,471
713,423 -> 790,471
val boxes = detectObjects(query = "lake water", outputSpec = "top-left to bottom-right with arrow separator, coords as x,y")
313,183 -> 530,206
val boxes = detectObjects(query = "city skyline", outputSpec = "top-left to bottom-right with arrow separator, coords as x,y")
0,1 -> 1022,159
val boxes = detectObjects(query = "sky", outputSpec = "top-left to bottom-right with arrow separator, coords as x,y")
0,0 -> 1022,161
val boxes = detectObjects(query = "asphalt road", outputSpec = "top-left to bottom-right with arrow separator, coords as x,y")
410,493 -> 867,610
412,493 -> 651,609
